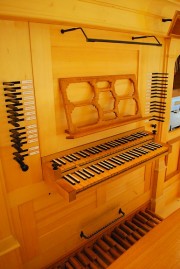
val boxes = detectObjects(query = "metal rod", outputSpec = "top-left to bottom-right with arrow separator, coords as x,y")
80,208 -> 125,239
61,28 -> 162,47
132,35 -> 161,46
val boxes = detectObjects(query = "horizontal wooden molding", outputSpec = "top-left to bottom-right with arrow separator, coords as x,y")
0,235 -> 20,257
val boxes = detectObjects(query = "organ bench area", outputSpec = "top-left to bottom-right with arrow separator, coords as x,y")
43,127 -> 170,202
48,208 -> 164,269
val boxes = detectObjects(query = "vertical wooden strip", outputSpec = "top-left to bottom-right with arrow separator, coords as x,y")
0,159 -> 11,239
0,249 -> 23,269
0,159 -> 22,267
151,157 -> 167,212
144,162 -> 153,192
0,20 -> 42,192
29,22 -> 56,157
96,185 -> 106,207
18,201 -> 39,261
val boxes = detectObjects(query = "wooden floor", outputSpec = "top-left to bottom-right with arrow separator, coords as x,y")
108,208 -> 180,269
158,197 -> 180,218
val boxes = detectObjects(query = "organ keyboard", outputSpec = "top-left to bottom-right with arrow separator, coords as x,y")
42,127 -> 170,202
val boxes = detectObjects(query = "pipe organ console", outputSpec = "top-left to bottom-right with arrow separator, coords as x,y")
1,14 -> 180,269
42,125 -> 171,268
43,127 -> 170,202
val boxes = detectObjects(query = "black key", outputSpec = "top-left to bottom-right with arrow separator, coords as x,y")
57,158 -> 66,165
86,148 -> 97,154
74,171 -> 87,180
121,153 -> 133,160
128,150 -> 141,157
68,174 -> 80,183
88,165 -> 101,174
92,164 -> 104,173
83,168 -> 94,177
68,154 -> 79,161
52,159 -> 61,167
106,142 -> 115,148
76,151 -> 87,158
110,157 -> 123,165
134,148 -> 148,155
63,156 -> 73,162
79,169 -> 91,178
93,146 -> 102,152
102,160 -> 114,169
63,175 -> 76,185
114,155 -> 125,163
70,153 -> 80,160
116,138 -> 127,144
98,162 -> 111,170
97,144 -> 109,151
117,154 -> 129,162
142,144 -> 155,151
105,160 -> 116,168
149,142 -> 162,148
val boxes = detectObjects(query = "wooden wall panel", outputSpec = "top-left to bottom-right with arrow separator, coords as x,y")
0,0 -> 179,36
0,160 -> 11,239
0,20 -> 42,192
0,20 -> 43,269
30,22 -> 144,157
30,167 -> 148,267
35,190 -> 96,237
0,249 -> 23,269
18,201 -> 39,261
164,180 -> 180,205
166,140 -> 180,177
106,167 -> 145,202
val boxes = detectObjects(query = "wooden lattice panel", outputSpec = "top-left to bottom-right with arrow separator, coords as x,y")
59,75 -> 142,138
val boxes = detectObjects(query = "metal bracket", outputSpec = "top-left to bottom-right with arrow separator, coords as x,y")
162,19 -> 172,22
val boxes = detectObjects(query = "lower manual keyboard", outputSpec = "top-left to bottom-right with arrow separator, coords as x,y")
59,141 -> 169,193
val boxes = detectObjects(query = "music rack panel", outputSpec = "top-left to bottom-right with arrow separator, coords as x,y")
59,75 -> 147,139
42,127 -> 170,202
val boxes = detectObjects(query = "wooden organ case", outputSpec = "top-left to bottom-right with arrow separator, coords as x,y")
1,17 -> 180,269
42,75 -> 171,268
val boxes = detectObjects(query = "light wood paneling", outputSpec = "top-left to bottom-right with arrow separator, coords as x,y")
0,13 -> 179,269
0,20 -> 42,192
0,0 -> 179,36
31,167 -> 148,264
164,180 -> 180,205
108,209 -> 180,269
18,201 -> 39,261
0,160 -> 11,239
166,140 -> 180,177
0,249 -> 23,269
31,22 -> 143,157
106,167 -> 145,202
